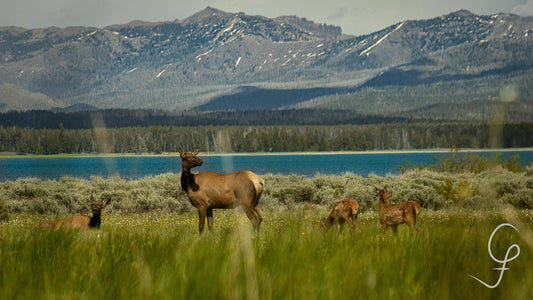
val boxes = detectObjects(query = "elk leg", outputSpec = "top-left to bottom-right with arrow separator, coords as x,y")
254,207 -> 263,229
346,216 -> 358,231
206,208 -> 214,230
381,223 -> 388,235
407,215 -> 418,233
244,206 -> 261,231
392,225 -> 398,235
341,216 -> 352,231
197,207 -> 207,233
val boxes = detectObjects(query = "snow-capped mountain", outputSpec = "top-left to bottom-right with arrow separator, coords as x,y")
0,7 -> 532,112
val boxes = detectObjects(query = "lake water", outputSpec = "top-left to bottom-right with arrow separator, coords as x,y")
1,150 -> 532,181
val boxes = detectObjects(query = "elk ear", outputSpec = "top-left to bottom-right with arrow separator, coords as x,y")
90,194 -> 95,201
179,148 -> 184,158
102,195 -> 111,206
192,147 -> 200,155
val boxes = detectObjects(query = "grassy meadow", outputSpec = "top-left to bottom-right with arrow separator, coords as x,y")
0,209 -> 532,299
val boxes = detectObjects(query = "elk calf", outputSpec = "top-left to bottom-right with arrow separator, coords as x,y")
35,194 -> 110,230
179,148 -> 264,233
322,199 -> 360,232
376,187 -> 421,235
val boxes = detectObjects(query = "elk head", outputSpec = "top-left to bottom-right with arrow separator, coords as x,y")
375,186 -> 392,204
90,194 -> 110,214
87,194 -> 110,229
179,147 -> 203,169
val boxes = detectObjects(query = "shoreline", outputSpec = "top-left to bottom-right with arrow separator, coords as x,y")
202,148 -> 533,156
1,147 -> 533,158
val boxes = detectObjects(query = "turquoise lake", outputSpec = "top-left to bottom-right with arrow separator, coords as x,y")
1,150 -> 532,181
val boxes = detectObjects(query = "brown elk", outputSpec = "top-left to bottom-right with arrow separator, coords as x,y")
321,199 -> 359,232
35,194 -> 110,230
179,148 -> 264,233
376,187 -> 421,235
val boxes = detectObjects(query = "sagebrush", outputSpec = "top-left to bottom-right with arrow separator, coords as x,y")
1,165 -> 532,215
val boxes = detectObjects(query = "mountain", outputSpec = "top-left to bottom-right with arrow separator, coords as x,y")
0,8 -> 532,119
49,103 -> 99,113
0,81 -> 61,112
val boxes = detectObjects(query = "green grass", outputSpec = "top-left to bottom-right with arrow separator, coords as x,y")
1,209 -> 532,299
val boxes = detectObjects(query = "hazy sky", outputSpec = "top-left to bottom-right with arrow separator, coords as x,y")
1,0 -> 532,35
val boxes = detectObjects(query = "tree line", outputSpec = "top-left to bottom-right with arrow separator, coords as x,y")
1,122 -> 532,154
0,109 -> 407,129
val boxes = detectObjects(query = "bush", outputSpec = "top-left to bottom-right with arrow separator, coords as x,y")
401,149 -> 526,174
526,164 -> 533,177
344,184 -> 375,211
1,166 -> 532,214
501,189 -> 533,209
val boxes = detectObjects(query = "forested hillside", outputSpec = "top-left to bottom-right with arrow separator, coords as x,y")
0,109 -> 407,129
1,123 -> 531,154
296,72 -> 533,121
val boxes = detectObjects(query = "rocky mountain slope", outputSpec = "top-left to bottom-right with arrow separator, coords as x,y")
0,7 -> 531,114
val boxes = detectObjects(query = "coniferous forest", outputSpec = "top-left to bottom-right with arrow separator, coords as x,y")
1,120 -> 532,154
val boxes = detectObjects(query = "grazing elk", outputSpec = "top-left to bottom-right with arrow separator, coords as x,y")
321,199 -> 360,232
376,187 -> 421,235
35,194 -> 110,230
179,148 -> 264,233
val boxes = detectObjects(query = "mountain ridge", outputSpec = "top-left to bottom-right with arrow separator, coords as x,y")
0,8 -> 531,117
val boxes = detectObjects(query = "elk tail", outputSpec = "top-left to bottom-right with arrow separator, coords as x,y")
413,202 -> 422,215
252,176 -> 264,204
352,205 -> 359,217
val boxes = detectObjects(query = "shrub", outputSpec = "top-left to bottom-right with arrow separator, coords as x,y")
1,167 -> 532,213
526,164 -> 533,177
312,186 -> 336,206
501,189 -> 533,209
344,184 -> 375,211
267,175 -> 315,204
494,177 -> 524,197
502,154 -> 523,172
434,177 -> 479,207
401,149 -> 525,174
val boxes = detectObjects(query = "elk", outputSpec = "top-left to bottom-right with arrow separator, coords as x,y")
179,148 -> 264,233
376,186 -> 421,235
321,199 -> 359,232
35,194 -> 110,230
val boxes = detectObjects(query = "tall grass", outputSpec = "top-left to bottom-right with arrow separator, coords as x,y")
1,209 -> 532,299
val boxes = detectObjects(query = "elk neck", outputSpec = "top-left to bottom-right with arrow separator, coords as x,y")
181,166 -> 200,192
89,211 -> 102,228
378,193 -> 389,206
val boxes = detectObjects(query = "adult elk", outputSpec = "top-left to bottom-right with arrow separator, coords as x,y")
179,148 -> 264,232
376,187 -> 421,235
35,194 -> 110,230
321,199 -> 359,232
